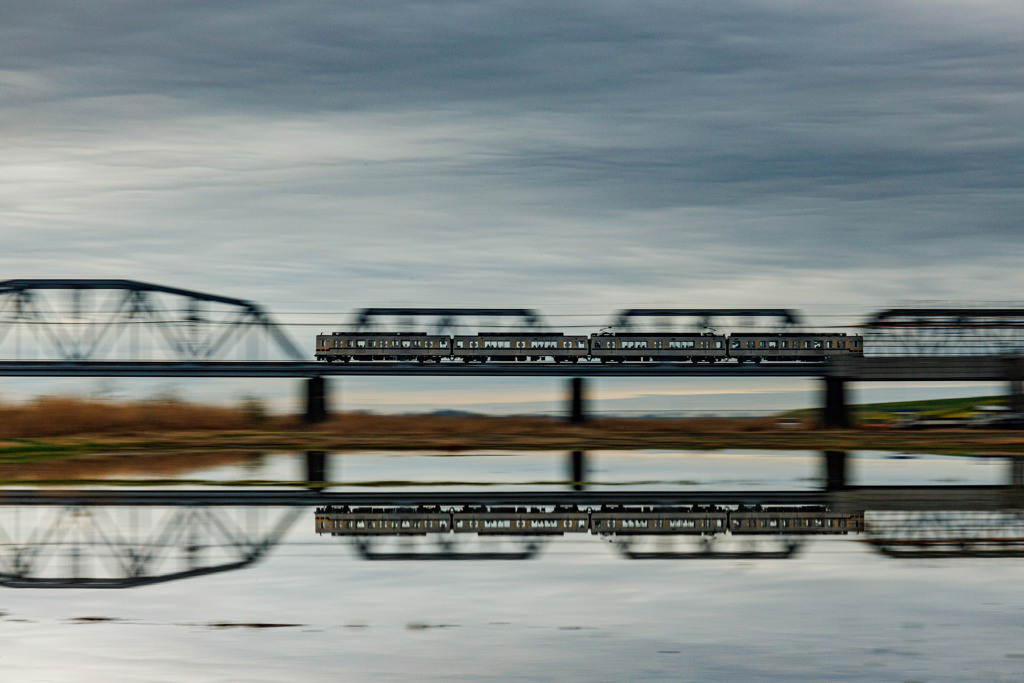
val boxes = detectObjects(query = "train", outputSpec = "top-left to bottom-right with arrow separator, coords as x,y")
315,505 -> 865,537
315,330 -> 863,364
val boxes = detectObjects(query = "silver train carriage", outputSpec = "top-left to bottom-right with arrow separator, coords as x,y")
589,333 -> 727,363
451,333 -> 588,363
728,333 -> 863,363
315,331 -> 864,363
315,332 -> 450,362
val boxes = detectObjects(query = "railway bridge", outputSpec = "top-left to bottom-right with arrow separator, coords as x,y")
0,280 -> 1022,425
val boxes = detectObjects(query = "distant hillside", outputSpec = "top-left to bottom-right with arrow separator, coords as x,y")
788,395 -> 1008,421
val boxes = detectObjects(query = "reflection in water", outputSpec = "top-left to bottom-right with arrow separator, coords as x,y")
0,507 -> 302,588
1,451 -> 1022,682
866,511 -> 1024,557
316,504 -> 863,561
351,536 -> 545,561
0,450 -> 1020,590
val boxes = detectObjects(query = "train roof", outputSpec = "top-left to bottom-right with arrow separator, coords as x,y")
322,331 -> 437,336
728,332 -> 856,337
457,332 -> 570,337
591,332 -> 724,337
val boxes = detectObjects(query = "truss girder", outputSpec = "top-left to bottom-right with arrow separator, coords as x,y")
612,309 -> 803,332
0,506 -> 303,588
861,308 -> 1024,356
352,308 -> 544,334
865,510 -> 1024,557
0,280 -> 303,361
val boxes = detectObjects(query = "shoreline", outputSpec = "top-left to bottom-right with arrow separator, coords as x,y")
3,423 -> 1024,460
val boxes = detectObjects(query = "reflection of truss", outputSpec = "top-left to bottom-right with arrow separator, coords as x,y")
606,534 -> 803,560
350,535 -> 546,560
865,511 -> 1024,558
0,506 -> 302,588
0,279 -> 302,361
352,308 -> 544,334
611,309 -> 802,332
860,308 -> 1024,356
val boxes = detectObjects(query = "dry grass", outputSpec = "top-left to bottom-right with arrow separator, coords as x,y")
0,397 -> 291,438
0,398 -> 1023,457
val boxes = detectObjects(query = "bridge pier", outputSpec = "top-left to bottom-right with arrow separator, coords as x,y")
568,377 -> 586,424
823,451 -> 849,491
1010,457 -> 1024,487
305,450 -> 328,485
304,376 -> 329,424
822,377 -> 850,428
568,450 -> 588,490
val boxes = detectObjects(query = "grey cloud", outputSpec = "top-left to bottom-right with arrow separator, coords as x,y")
1,1 -> 1022,319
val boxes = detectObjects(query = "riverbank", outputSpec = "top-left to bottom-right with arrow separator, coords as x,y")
1,397 -> 1022,460
2,415 -> 1024,460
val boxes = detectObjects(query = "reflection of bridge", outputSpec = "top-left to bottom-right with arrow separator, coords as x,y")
0,505 -> 302,588
0,472 -> 1021,586
1,280 -> 1023,424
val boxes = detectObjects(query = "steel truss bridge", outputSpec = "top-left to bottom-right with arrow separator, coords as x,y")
0,280 -> 1023,424
0,280 -> 1022,364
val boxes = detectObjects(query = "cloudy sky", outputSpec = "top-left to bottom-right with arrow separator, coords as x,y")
1,1 -> 1021,410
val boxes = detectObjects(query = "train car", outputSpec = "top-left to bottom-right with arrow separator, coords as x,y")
590,507 -> 727,535
589,333 -> 727,363
727,333 -> 863,363
315,507 -> 450,535
315,332 -> 451,362
729,507 -> 864,535
452,507 -> 589,535
451,333 -> 589,363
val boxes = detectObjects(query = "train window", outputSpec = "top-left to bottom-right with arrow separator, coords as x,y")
593,341 -> 602,349
814,341 -> 822,349
402,341 -> 411,348
440,340 -> 448,348
758,341 -> 767,349
575,341 -> 585,349
769,341 -> 777,349
715,341 -> 722,349
826,341 -> 833,349
357,340 -> 366,348
730,340 -> 739,349
456,341 -> 464,348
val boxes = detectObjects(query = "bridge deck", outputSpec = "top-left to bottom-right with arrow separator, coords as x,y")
0,356 -> 1016,380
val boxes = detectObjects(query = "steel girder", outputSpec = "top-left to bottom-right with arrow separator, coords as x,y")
0,505 -> 302,588
0,280 -> 303,361
861,307 -> 1024,356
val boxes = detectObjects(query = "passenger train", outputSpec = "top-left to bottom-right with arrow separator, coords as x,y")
315,330 -> 863,364
315,505 -> 865,537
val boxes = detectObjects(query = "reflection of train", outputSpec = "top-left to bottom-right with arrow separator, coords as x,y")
315,506 -> 865,537
315,331 -> 863,364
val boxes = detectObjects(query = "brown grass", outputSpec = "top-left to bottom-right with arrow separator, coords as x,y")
0,397 -> 291,438
0,398 -> 1023,457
